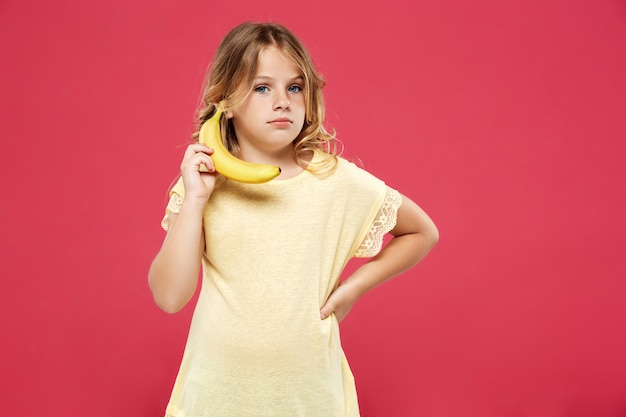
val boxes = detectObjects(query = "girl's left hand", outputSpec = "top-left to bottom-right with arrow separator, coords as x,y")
320,280 -> 361,322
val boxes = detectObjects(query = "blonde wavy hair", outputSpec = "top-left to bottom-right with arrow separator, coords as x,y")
193,22 -> 339,175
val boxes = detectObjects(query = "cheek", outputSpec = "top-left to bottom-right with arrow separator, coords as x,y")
295,107 -> 306,127
296,118 -> 306,134
295,96 -> 307,115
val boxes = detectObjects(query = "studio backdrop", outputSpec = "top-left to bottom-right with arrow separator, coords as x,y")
1,1 -> 625,416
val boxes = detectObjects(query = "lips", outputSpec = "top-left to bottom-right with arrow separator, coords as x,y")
269,118 -> 292,124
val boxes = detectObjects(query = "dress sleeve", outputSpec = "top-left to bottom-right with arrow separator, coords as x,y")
160,177 -> 186,231
354,186 -> 403,258
160,193 -> 183,231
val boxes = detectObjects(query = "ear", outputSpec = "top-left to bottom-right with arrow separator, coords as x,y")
224,110 -> 234,119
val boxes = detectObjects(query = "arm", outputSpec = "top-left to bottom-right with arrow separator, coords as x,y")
320,194 -> 439,321
148,143 -> 217,313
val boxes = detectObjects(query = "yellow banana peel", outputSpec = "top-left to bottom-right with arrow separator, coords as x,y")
199,107 -> 281,184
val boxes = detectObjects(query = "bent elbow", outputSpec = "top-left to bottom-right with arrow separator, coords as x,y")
428,224 -> 440,250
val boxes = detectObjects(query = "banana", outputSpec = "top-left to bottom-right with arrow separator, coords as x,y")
199,106 -> 281,184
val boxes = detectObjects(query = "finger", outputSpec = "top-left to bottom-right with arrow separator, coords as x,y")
181,152 -> 215,174
320,302 -> 334,320
183,143 -> 214,160
193,154 -> 216,173
187,142 -> 213,152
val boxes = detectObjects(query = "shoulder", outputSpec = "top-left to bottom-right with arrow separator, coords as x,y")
322,156 -> 388,206
334,156 -> 385,186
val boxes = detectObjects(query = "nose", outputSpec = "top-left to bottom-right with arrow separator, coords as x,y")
273,90 -> 290,111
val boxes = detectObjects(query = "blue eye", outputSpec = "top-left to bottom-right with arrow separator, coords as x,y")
255,85 -> 269,93
288,85 -> 302,93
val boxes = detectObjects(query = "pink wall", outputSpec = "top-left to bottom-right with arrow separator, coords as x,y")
1,1 -> 625,416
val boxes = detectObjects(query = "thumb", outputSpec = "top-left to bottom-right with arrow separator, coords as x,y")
320,300 -> 334,320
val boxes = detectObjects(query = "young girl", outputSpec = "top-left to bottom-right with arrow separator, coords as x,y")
149,22 -> 438,417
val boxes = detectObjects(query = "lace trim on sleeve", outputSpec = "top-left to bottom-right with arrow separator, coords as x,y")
160,192 -> 184,231
355,187 -> 403,258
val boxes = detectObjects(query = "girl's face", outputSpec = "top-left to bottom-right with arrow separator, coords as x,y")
227,46 -> 306,161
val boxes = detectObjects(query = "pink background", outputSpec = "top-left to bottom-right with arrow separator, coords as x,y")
2,1 -> 626,416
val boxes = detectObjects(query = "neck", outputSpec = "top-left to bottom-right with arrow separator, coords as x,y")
237,144 -> 301,180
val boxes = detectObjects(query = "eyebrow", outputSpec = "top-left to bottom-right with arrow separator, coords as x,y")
254,75 -> 304,83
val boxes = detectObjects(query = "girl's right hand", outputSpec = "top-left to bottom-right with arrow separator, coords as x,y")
180,143 -> 218,201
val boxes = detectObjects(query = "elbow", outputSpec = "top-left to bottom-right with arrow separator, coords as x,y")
148,274 -> 187,314
414,217 -> 439,254
154,297 -> 185,314
427,223 -> 439,250
150,286 -> 187,314
151,288 -> 187,314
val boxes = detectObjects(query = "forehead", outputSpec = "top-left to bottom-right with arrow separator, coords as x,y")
255,46 -> 302,77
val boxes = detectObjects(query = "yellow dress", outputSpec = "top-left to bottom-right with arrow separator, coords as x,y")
160,152 -> 402,417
